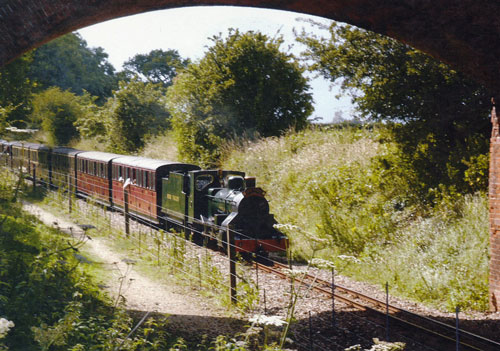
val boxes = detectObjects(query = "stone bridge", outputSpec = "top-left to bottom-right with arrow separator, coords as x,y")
1,0 -> 500,310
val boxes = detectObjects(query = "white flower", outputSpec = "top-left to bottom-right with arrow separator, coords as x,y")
282,268 -> 303,278
0,318 -> 14,338
338,255 -> 361,263
249,314 -> 287,327
309,258 -> 336,269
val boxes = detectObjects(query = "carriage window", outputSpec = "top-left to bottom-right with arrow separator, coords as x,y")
125,167 -> 129,180
150,172 -> 155,190
145,171 -> 149,189
100,163 -> 104,177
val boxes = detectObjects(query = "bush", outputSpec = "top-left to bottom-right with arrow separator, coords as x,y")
222,125 -> 489,310
30,87 -> 83,145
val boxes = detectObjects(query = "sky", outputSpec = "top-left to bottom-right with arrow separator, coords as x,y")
77,6 -> 355,123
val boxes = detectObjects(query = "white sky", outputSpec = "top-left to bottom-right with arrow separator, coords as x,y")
77,6 -> 355,123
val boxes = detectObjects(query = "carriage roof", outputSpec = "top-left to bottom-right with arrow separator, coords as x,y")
112,156 -> 199,172
52,147 -> 83,157
77,151 -> 121,162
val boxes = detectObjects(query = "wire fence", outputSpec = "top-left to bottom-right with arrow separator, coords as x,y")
1,157 -> 491,351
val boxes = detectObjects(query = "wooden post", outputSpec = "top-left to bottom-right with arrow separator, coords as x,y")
124,185 -> 130,237
32,165 -> 36,190
227,227 -> 237,304
68,174 -> 72,213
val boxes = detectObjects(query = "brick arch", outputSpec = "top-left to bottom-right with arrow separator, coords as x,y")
3,0 -> 500,311
0,0 -> 499,92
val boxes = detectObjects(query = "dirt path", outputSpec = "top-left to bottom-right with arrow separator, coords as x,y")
22,202 -> 245,337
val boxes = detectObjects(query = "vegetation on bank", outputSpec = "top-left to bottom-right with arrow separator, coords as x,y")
222,125 -> 489,311
0,172 -> 292,350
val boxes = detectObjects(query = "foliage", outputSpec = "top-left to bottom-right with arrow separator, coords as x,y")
73,92 -> 108,141
139,130 -> 179,161
28,33 -> 117,103
105,79 -> 170,153
296,22 -> 491,194
122,49 -> 190,87
0,53 -> 35,127
223,125 -> 489,310
167,29 -> 313,166
30,87 -> 86,145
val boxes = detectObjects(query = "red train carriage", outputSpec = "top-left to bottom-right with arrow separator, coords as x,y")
76,151 -> 120,206
111,156 -> 199,223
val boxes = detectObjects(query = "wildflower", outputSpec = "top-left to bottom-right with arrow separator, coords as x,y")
249,314 -> 287,327
282,268 -> 303,278
274,223 -> 300,231
338,255 -> 361,263
0,318 -> 14,338
309,258 -> 335,269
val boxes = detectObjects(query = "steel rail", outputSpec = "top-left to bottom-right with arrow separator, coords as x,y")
256,261 -> 500,351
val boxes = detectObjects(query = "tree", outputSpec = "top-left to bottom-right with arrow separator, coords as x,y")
29,33 -> 117,103
167,29 -> 313,166
297,22 -> 491,193
31,87 -> 84,145
106,79 -> 170,153
122,49 -> 189,87
0,53 -> 34,127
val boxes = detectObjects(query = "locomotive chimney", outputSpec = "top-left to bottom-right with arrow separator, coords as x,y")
245,177 -> 256,188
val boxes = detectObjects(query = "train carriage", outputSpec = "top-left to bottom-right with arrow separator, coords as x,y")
10,141 -> 28,171
51,147 -> 82,189
111,156 -> 200,223
76,151 -> 120,206
0,140 -> 11,166
27,143 -> 51,184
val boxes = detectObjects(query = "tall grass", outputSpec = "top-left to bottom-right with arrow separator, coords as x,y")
222,125 -> 489,311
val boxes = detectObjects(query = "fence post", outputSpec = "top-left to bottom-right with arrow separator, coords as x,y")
456,306 -> 460,351
385,282 -> 390,341
255,261 -> 259,291
32,165 -> 36,190
332,267 -> 336,328
124,184 -> 130,237
68,174 -> 72,213
309,311 -> 314,351
227,227 -> 237,304
264,288 -> 267,314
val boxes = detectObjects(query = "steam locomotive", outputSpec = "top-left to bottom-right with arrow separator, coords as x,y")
0,140 -> 288,254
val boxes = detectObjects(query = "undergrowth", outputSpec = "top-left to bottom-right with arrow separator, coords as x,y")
222,125 -> 489,311
1,172 -> 274,350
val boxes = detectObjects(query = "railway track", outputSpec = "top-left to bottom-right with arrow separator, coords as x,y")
255,261 -> 500,351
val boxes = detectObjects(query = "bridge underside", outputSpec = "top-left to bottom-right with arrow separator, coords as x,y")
0,0 -> 499,93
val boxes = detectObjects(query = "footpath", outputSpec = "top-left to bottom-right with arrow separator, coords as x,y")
22,202 -> 245,338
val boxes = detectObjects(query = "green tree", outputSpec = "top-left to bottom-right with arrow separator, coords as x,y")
73,92 -> 108,140
106,79 -> 170,153
31,87 -> 83,145
297,22 -> 491,194
122,49 -> 189,87
0,53 -> 34,127
29,33 -> 117,103
167,29 -> 313,166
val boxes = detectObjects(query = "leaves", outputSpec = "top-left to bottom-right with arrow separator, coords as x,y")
297,22 -> 490,193
167,29 -> 313,166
